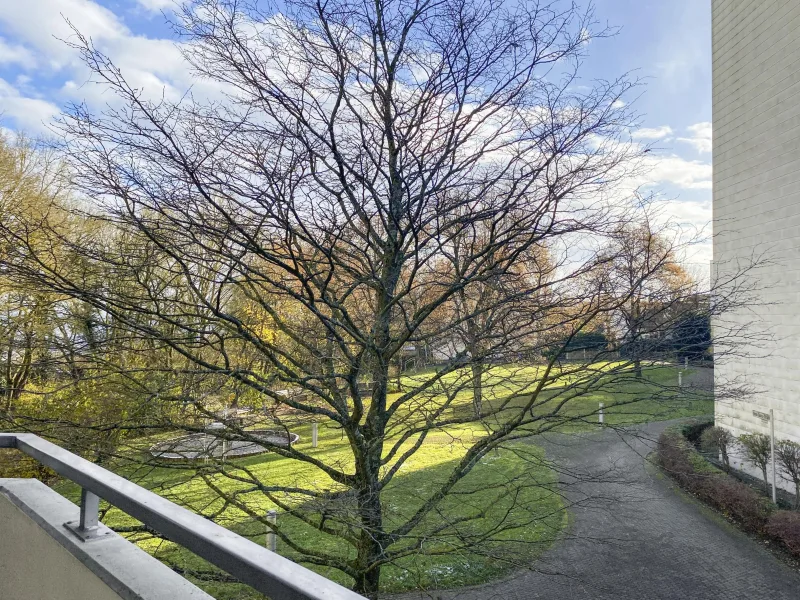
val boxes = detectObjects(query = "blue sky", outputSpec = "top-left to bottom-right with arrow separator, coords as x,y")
0,0 -> 714,261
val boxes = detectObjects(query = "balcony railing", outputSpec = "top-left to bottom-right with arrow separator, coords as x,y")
0,432 -> 366,600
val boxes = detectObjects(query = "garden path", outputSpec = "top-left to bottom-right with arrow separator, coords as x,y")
395,417 -> 800,600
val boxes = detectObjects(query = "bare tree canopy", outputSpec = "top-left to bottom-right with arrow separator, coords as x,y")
0,1 -> 762,597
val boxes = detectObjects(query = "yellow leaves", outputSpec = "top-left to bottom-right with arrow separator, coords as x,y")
232,294 -> 280,344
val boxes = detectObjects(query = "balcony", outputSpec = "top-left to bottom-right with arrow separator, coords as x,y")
0,433 -> 366,600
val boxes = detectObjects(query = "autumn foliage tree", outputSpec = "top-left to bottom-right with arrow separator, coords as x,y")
600,213 -> 697,377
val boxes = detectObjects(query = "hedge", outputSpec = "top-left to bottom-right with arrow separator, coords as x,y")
657,424 -> 800,558
657,428 -> 772,533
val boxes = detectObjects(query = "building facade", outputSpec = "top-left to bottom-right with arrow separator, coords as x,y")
713,0 -> 800,441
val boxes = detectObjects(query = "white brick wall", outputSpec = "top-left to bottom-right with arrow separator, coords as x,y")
713,0 -> 800,442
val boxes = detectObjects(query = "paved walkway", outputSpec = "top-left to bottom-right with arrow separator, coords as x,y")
397,421 -> 800,599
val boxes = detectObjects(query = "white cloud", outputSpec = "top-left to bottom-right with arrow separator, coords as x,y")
0,38 -> 35,68
0,0 -> 230,117
136,0 -> 176,12
0,1 -> 715,201
632,125 -> 673,140
0,0 -> 127,68
643,153 -> 712,190
0,78 -> 60,132
677,121 -> 712,153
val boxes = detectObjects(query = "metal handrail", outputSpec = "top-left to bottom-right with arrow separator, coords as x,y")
0,433 -> 366,600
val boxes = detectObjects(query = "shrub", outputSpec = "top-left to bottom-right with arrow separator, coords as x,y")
681,419 -> 713,445
775,440 -> 800,509
658,429 -> 773,533
657,431 -> 695,485
766,511 -> 800,555
0,450 -> 56,483
700,426 -> 734,472
739,433 -> 772,493
696,475 -> 772,533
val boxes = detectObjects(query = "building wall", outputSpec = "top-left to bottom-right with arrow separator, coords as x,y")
712,0 -> 800,441
0,490 -> 124,600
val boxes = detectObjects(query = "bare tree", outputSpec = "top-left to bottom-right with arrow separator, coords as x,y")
700,426 -> 734,472
776,440 -> 800,508
436,221 -> 553,417
740,433 -> 772,494
0,1 -> 760,597
600,209 -> 696,377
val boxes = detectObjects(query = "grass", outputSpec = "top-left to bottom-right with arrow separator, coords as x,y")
53,361 -> 711,597
399,362 -> 712,433
130,442 -> 565,597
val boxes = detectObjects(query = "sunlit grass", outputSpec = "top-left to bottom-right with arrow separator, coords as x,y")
53,361 -> 710,597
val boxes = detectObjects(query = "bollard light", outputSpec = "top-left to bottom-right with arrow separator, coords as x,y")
266,509 -> 277,552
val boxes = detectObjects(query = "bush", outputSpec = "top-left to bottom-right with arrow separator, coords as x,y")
0,450 -> 56,483
681,419 -> 713,445
658,428 -> 773,533
695,475 -> 772,533
775,440 -> 800,508
766,511 -> 800,555
700,426 -> 734,472
657,431 -> 697,485
739,433 -> 772,493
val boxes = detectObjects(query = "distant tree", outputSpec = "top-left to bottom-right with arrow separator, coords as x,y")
438,227 -> 553,417
601,214 -> 695,377
671,312 -> 711,362
0,135 -> 66,412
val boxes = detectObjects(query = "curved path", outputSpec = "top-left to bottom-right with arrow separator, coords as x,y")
397,421 -> 800,600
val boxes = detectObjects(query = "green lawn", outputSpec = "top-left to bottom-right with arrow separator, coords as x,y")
55,362 -> 711,597
400,362 -> 712,433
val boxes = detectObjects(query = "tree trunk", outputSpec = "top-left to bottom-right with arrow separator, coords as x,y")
352,539 -> 382,599
633,357 -> 642,378
471,362 -> 484,418
352,455 -> 385,598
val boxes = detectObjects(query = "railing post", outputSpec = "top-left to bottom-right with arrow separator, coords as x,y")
79,488 -> 100,532
64,487 -> 109,541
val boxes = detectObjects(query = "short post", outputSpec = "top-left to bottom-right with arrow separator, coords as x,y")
79,488 -> 100,533
678,371 -> 683,387
312,421 -> 318,448
684,356 -> 688,369
266,509 -> 277,552
771,409 -> 777,503
598,402 -> 604,425
64,486 -> 109,541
